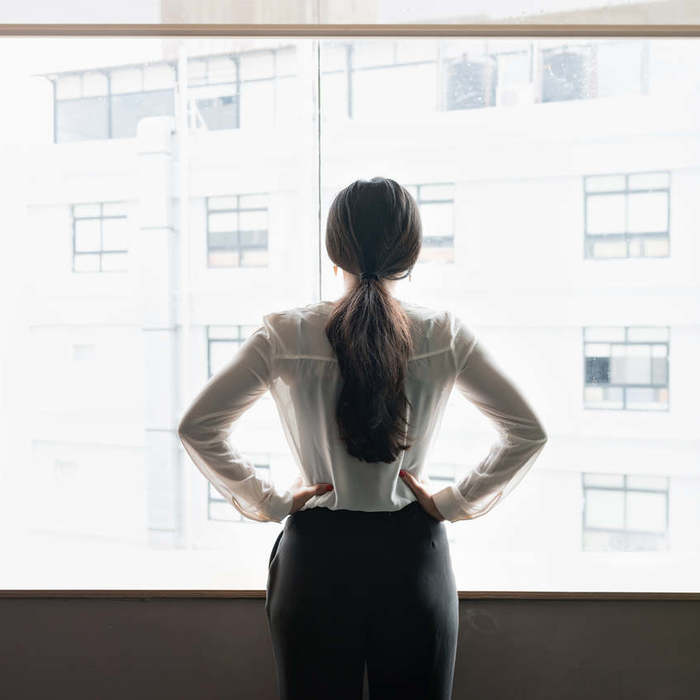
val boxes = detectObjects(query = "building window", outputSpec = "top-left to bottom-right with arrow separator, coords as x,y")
582,473 -> 669,551
207,460 -> 271,523
188,47 -> 297,131
403,183 -> 455,263
206,325 -> 273,522
493,47 -> 534,107
540,44 -> 593,103
319,39 -> 649,120
540,40 -> 648,105
71,201 -> 129,272
206,324 -> 261,378
188,54 -> 239,130
48,62 -> 176,143
444,53 -> 497,110
584,171 -> 670,259
583,326 -> 669,411
207,325 -> 270,522
426,463 -> 457,488
206,194 -> 269,268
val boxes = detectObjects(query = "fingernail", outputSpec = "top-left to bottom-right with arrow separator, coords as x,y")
399,470 -> 406,477
326,484 -> 333,491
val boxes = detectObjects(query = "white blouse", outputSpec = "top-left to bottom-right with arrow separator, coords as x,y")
177,298 -> 548,524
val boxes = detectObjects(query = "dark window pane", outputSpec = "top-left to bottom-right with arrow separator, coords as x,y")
239,229 -> 268,247
585,356 -> 609,384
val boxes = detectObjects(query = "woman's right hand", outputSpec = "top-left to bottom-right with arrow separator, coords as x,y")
399,470 -> 446,522
289,482 -> 334,515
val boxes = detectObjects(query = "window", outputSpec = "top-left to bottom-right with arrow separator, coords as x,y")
583,326 -> 670,411
188,47 -> 298,131
403,183 -> 455,264
444,53 -> 497,110
48,62 -> 176,142
208,460 -> 271,522
582,473 -> 669,551
320,39 -> 651,120
188,54 -> 239,131
541,43 -> 594,103
584,171 -> 670,258
205,325 -> 275,523
71,201 -> 129,272
206,194 -> 269,268
346,40 -> 439,119
426,462 -> 457,488
426,463 -> 458,542
493,46 -> 533,106
206,324 -> 260,378
6,26 -> 700,593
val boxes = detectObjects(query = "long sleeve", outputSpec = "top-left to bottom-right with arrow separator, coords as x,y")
431,313 -> 548,523
177,319 -> 294,523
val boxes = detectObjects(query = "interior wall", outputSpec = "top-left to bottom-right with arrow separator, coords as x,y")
0,596 -> 697,699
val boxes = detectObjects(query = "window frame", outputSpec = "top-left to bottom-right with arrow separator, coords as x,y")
4,20 -> 699,600
205,193 -> 270,269
583,169 -> 671,259
582,325 -> 671,412
581,472 -> 670,552
71,201 -> 129,273
48,61 -> 179,143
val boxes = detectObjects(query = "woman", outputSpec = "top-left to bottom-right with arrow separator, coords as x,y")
177,177 -> 548,699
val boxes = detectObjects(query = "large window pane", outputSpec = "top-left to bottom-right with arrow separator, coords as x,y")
1,36 -> 319,589
1,33 -> 699,595
321,36 -> 698,594
56,96 -> 109,142
110,89 -> 175,139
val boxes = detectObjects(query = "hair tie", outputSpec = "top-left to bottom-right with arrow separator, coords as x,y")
360,271 -> 379,281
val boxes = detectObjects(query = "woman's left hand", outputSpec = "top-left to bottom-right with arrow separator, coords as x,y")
399,470 -> 446,522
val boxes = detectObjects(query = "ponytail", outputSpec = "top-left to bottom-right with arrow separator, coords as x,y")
324,178 -> 422,463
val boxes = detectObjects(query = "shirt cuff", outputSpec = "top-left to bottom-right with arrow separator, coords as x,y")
431,484 -> 475,523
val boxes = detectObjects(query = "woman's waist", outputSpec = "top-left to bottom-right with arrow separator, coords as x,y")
284,498 -> 436,537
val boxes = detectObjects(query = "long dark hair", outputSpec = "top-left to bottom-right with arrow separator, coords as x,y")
324,177 -> 423,463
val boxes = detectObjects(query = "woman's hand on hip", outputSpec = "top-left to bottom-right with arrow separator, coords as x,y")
399,470 -> 446,522
289,482 -> 333,515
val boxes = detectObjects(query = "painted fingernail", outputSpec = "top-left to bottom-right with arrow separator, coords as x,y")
326,484 -> 333,491
399,470 -> 406,477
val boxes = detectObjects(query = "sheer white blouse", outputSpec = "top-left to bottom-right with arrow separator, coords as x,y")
177,298 -> 548,524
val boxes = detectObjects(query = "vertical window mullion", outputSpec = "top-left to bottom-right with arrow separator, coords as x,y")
346,43 -> 353,119
624,173 -> 630,257
235,55 -> 241,129
98,203 -> 104,272
235,195 -> 242,265
272,49 -> 278,124
106,71 -> 112,139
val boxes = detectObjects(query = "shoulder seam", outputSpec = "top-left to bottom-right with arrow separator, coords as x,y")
275,346 -> 453,363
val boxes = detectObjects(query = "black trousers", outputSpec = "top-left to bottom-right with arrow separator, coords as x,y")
265,500 -> 459,699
